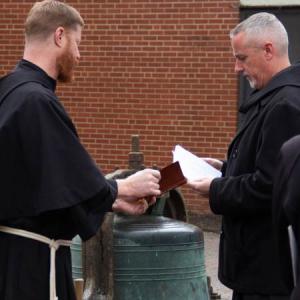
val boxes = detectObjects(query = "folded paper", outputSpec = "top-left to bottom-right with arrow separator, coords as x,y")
173,144 -> 221,181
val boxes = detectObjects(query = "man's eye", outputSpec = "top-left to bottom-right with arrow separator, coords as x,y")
237,56 -> 247,62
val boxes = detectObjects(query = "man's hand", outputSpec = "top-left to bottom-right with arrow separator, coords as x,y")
116,168 -> 161,201
203,158 -> 223,171
112,198 -> 151,215
187,177 -> 213,197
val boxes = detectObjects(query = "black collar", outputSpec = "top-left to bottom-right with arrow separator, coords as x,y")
14,59 -> 57,92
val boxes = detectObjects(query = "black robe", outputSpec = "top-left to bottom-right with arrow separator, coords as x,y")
209,64 -> 300,295
273,135 -> 300,300
0,60 -> 117,300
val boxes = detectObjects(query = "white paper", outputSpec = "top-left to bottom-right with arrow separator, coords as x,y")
172,144 -> 222,181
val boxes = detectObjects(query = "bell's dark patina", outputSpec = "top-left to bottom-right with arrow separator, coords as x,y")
113,214 -> 209,300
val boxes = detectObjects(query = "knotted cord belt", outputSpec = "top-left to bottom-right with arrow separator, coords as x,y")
0,225 -> 73,300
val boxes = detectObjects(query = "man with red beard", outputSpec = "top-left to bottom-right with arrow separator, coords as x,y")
0,1 -> 161,300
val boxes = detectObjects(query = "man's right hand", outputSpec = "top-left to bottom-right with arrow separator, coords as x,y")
116,168 -> 161,202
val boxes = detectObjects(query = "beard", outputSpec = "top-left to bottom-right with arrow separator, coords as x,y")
56,42 -> 77,83
247,78 -> 256,89
245,75 -> 257,89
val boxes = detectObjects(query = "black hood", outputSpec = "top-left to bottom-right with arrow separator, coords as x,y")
240,63 -> 300,113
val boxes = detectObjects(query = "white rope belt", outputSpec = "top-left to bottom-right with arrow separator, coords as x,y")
0,225 -> 72,300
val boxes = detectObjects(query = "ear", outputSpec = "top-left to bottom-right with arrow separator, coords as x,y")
264,42 -> 274,61
54,27 -> 65,47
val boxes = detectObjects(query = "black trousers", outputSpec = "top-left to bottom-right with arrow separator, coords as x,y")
232,291 -> 290,300
291,287 -> 300,300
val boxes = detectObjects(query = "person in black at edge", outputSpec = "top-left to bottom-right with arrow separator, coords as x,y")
273,135 -> 300,300
0,1 -> 161,300
187,12 -> 300,300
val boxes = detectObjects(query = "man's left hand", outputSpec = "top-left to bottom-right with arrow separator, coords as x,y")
112,197 -> 156,215
187,177 -> 213,197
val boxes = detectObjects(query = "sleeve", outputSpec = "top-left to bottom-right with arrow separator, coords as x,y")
16,89 -> 117,215
209,97 -> 300,217
67,179 -> 118,241
271,139 -> 299,294
282,155 -> 300,226
220,160 -> 227,176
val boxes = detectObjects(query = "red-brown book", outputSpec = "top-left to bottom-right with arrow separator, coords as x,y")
159,161 -> 187,193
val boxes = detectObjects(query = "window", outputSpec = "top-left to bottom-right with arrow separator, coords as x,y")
240,0 -> 300,6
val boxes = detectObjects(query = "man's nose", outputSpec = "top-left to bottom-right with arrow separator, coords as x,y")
76,49 -> 80,61
234,60 -> 243,73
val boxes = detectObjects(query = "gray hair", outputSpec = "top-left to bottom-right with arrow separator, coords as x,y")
230,12 -> 289,56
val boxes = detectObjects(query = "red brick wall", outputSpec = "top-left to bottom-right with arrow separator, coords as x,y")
0,0 -> 239,217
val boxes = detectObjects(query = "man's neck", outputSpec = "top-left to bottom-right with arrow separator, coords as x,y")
271,57 -> 291,78
23,44 -> 58,81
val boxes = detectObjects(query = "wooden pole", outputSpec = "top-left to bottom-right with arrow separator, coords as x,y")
74,278 -> 84,300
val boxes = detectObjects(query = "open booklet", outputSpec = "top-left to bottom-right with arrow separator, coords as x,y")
159,144 -> 222,193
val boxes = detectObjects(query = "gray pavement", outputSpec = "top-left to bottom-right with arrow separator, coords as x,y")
203,231 -> 232,300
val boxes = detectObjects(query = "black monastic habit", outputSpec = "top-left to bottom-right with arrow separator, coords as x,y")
0,60 -> 117,300
273,135 -> 300,300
